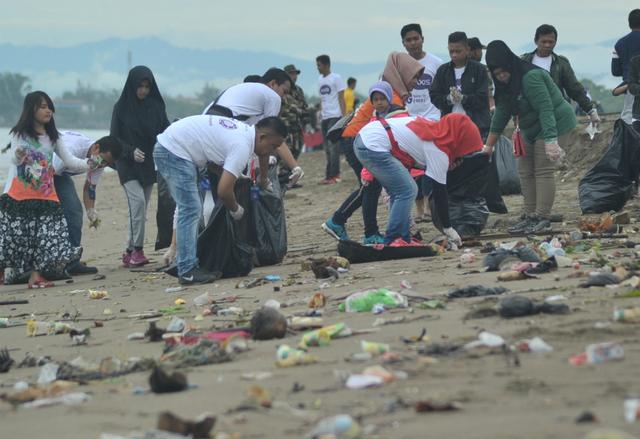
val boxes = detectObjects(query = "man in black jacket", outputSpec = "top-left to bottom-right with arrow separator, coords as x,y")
430,32 -> 490,138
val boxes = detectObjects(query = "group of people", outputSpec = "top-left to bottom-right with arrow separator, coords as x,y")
0,9 -> 638,287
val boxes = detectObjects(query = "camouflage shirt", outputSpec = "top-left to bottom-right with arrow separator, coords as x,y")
280,84 -> 310,156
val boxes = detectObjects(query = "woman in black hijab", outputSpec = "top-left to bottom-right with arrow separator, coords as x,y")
111,66 -> 169,267
482,40 -> 576,235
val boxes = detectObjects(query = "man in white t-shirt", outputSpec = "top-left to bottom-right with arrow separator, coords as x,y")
316,54 -> 346,184
401,23 -> 443,120
203,68 -> 303,187
153,115 -> 287,285
53,132 -> 123,275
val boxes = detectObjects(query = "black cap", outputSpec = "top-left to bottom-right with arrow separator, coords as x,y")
468,37 -> 486,51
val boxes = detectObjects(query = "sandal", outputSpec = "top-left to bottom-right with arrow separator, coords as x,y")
28,275 -> 54,289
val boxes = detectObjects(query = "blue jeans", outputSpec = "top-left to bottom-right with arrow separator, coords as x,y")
153,144 -> 202,276
54,174 -> 83,248
353,135 -> 417,243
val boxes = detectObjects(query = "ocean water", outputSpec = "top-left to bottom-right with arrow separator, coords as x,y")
0,127 -> 110,187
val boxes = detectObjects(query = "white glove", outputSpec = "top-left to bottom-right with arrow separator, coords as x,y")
133,148 -> 145,163
481,144 -> 494,156
230,204 -> 245,221
86,208 -> 100,229
288,166 -> 304,185
163,245 -> 176,266
544,141 -> 565,162
443,227 -> 462,247
588,108 -> 600,125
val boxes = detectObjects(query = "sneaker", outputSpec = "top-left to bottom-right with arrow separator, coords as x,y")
179,267 -> 220,285
322,219 -> 349,241
67,261 -> 98,275
363,234 -> 385,245
129,249 -> 150,267
388,237 -> 422,247
122,252 -> 132,268
508,216 -> 535,235
526,216 -> 552,234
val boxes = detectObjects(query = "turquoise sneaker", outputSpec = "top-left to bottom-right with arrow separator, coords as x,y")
321,219 -> 349,241
363,234 -> 385,245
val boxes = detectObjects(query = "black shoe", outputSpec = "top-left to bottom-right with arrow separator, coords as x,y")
508,216 -> 534,235
179,267 -> 221,285
67,262 -> 98,275
526,216 -> 552,234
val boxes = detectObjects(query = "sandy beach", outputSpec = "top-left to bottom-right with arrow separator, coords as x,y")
1,117 -> 640,439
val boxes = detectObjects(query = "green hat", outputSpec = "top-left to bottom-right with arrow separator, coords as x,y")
284,64 -> 301,74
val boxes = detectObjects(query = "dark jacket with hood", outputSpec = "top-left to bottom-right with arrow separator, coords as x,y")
111,65 -> 169,186
429,60 -> 490,134
521,51 -> 594,113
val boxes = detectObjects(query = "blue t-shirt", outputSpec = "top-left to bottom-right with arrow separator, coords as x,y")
613,30 -> 640,81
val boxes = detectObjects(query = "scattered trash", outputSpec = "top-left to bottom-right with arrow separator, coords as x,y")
415,400 -> 461,413
88,290 -> 109,300
289,316 -> 324,330
447,285 -> 508,299
127,332 -> 146,341
70,328 -> 91,345
418,300 -> 445,310
0,347 -> 14,373
339,288 -> 408,312
361,340 -> 390,356
264,275 -> 281,282
307,414 -> 361,439
164,286 -> 184,294
400,279 -> 412,289
166,316 -> 186,333
308,292 -> 327,309
174,298 -> 186,305
483,247 -> 540,272
372,303 -> 386,314
570,342 -> 624,365
459,249 -> 476,264
276,345 -> 317,367
37,363 -> 60,384
217,306 -> 244,316
264,299 -> 281,310
149,366 -> 188,394
251,307 -> 287,340
22,392 -> 91,409
193,292 -> 211,306
464,331 -> 505,350
613,307 -> 640,323
0,318 -> 11,328
624,398 -> 640,423
241,371 -> 273,381
499,295 -> 570,318
515,337 -> 553,353
575,411 -> 598,423
345,373 -> 385,389
156,411 -> 216,439
300,323 -> 350,348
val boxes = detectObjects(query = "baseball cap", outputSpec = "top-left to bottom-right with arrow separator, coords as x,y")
284,64 -> 301,74
468,37 -> 486,51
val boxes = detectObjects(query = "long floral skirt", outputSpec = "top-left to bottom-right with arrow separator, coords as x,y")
0,194 -> 80,283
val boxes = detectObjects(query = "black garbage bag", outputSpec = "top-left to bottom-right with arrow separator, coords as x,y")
155,173 -> 176,250
431,153 -> 491,237
167,178 -> 253,279
579,120 -> 640,213
494,135 -> 521,195
250,166 -> 288,266
338,240 -> 438,264
198,178 -> 253,277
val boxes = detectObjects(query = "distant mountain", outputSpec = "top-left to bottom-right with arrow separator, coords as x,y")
0,36 -> 622,98
0,37 -> 383,97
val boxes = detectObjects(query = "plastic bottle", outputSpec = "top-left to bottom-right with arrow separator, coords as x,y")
339,288 -> 408,312
307,414 -> 361,439
624,398 -> 640,423
0,318 -> 10,328
585,342 -> 624,364
613,308 -> 640,323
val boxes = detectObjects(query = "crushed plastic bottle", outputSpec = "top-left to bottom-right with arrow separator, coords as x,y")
339,288 -> 408,313
539,242 -> 566,257
166,316 -> 186,333
586,342 -> 624,364
0,317 -> 10,328
275,345 -> 317,367
193,292 -> 211,306
37,363 -> 59,385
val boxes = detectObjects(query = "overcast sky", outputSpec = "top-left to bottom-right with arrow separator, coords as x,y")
2,0 -> 636,62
